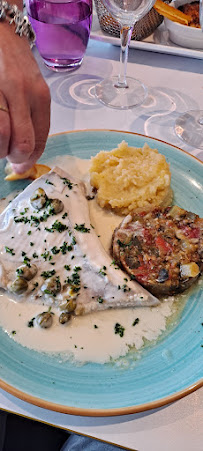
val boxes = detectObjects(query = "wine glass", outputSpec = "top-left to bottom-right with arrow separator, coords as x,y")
95,0 -> 156,109
175,0 -> 203,149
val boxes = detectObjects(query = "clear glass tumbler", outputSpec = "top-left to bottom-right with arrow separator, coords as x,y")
26,0 -> 93,72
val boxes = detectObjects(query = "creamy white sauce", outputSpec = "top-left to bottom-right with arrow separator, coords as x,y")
0,157 -> 184,364
0,291 -> 175,364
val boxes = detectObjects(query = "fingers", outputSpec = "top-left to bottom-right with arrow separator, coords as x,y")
11,80 -> 51,173
0,92 -> 10,159
29,80 -> 51,163
0,27 -> 50,171
7,82 -> 35,164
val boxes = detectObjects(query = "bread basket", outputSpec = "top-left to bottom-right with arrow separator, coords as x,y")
94,0 -> 168,41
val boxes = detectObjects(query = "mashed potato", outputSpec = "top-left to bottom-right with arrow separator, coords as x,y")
89,141 -> 173,215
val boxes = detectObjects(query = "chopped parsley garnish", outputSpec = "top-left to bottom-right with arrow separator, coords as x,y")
110,259 -> 119,269
97,297 -> 104,304
60,177 -> 73,189
45,220 -> 68,233
51,246 -> 60,255
16,268 -> 24,275
72,236 -> 76,245
99,266 -> 107,276
114,323 -> 125,337
13,200 -> 62,229
41,251 -> 51,261
14,216 -> 30,224
33,282 -> 39,288
94,325 -> 98,329
60,242 -> 71,254
23,255 -> 31,267
20,207 -> 29,215
65,267 -> 81,293
30,215 -> 41,226
74,266 -> 81,271
132,318 -> 140,326
11,330 -> 16,335
45,179 -> 54,185
62,212 -> 68,219
30,242 -> 34,247
64,265 -> 71,271
41,269 -> 56,279
32,252 -> 38,259
74,223 -> 90,233
121,284 -> 131,292
5,246 -> 15,256
27,317 -> 35,328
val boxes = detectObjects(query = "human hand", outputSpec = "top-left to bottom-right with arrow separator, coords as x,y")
0,14 -> 50,174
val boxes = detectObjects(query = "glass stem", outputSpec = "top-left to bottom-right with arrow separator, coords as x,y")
115,25 -> 133,89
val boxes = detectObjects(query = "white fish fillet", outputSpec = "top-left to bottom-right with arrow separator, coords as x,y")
0,167 -> 159,314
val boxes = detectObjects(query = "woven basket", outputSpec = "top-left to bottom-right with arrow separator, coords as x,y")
94,0 -> 167,41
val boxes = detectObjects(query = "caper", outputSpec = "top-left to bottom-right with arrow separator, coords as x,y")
49,198 -> 64,215
59,312 -> 71,324
16,264 -> 37,281
36,312 -> 53,329
9,277 -> 28,295
59,298 -> 77,313
41,276 -> 61,297
30,188 -> 47,210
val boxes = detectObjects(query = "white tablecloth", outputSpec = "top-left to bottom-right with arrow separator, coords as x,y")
0,32 -> 203,451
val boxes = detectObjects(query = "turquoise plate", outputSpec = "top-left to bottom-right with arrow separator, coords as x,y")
0,130 -> 202,416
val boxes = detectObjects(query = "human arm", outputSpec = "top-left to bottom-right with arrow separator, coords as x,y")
0,0 -> 50,173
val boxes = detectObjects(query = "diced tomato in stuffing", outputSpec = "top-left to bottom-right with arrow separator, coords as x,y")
181,226 -> 200,239
142,228 -> 153,245
139,211 -> 147,217
135,264 -> 150,283
155,236 -> 173,253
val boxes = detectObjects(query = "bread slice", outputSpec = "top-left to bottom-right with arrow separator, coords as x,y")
4,162 -> 51,181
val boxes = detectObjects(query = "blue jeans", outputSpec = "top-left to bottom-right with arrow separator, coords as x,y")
0,411 -> 128,450
62,434 -> 127,450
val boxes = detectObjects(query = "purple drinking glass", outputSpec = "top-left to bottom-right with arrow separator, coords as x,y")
26,0 -> 92,71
